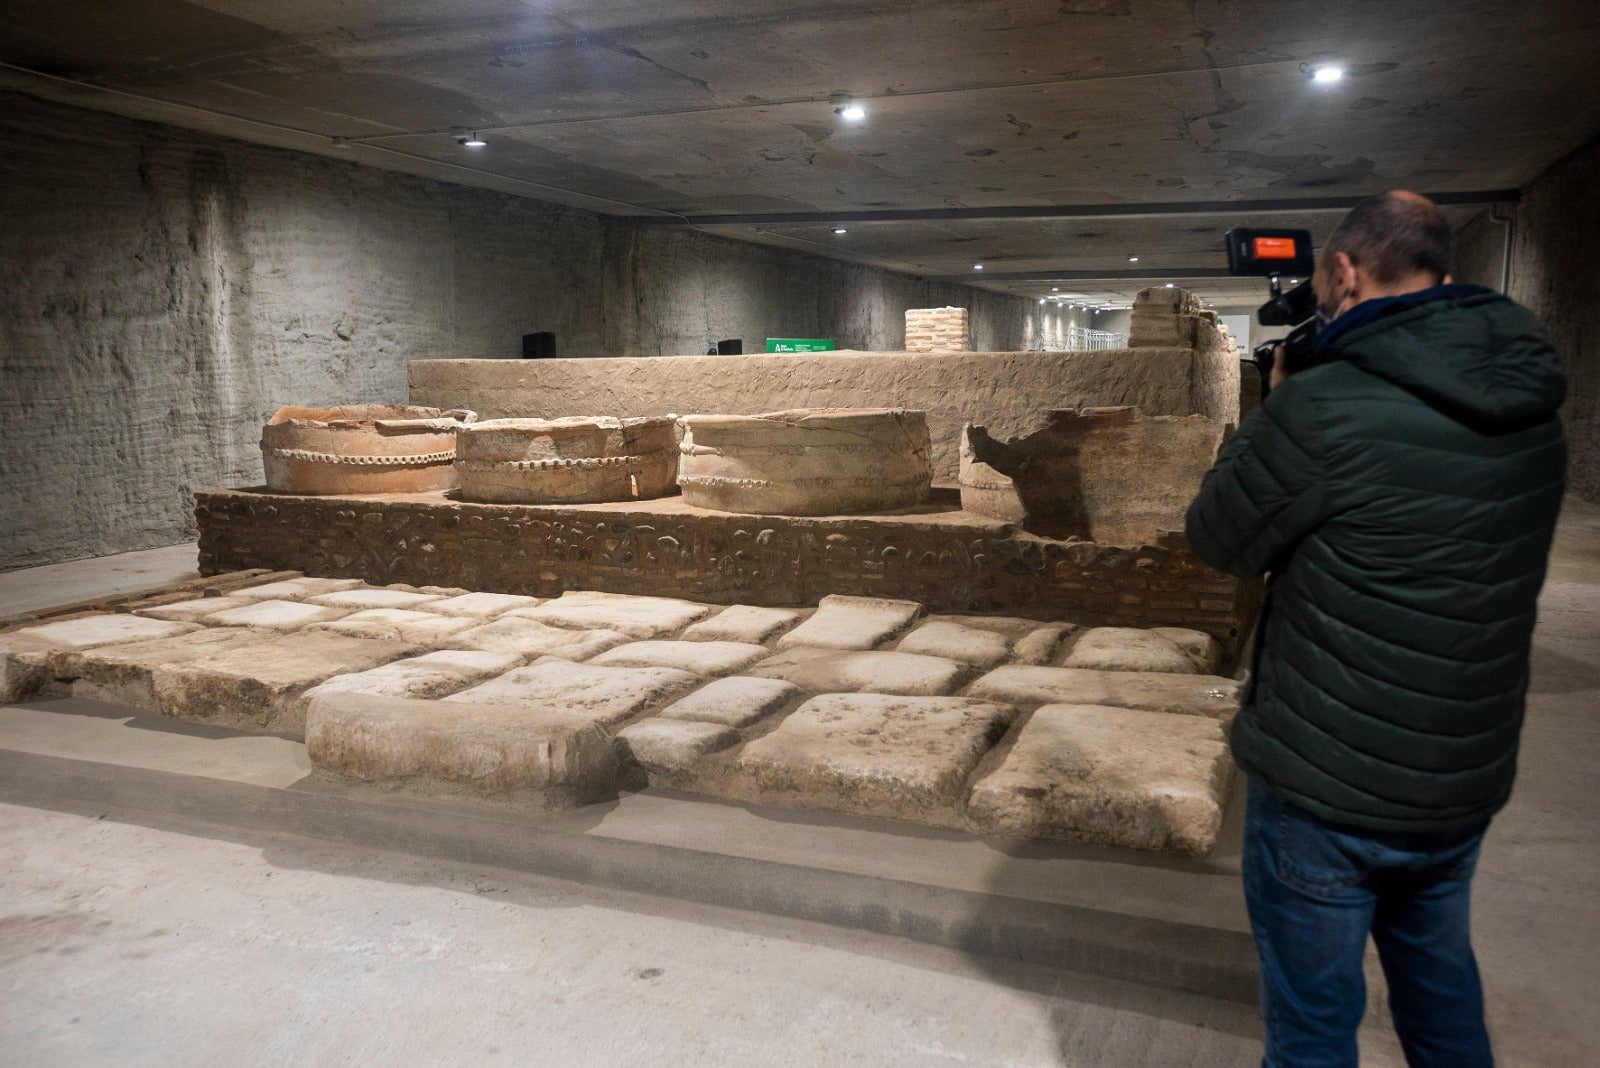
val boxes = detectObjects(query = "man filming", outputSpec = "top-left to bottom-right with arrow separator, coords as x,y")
1186,191 -> 1567,1067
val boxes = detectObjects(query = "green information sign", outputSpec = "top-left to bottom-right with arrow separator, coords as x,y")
765,338 -> 837,353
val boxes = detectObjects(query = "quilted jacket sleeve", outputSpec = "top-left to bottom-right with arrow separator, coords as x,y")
1184,378 -> 1331,577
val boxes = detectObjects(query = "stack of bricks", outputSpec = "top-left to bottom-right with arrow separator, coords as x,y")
904,307 -> 971,352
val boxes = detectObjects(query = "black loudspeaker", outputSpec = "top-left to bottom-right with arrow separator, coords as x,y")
522,332 -> 557,359
715,338 -> 743,355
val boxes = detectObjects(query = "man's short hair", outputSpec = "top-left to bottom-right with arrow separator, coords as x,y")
1325,191 -> 1453,285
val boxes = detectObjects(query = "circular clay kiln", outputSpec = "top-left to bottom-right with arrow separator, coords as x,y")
677,407 -> 933,516
260,404 -> 474,495
454,416 -> 679,504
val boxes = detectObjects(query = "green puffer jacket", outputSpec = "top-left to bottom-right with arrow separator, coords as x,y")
1186,287 -> 1567,831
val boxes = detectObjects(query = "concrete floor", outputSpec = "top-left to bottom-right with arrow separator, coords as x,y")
1,502 -> 1597,1066
0,542 -> 198,617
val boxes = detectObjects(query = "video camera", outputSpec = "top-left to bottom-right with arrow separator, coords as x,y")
1225,228 -> 1321,399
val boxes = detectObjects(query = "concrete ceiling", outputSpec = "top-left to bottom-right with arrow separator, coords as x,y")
3,0 -> 1597,301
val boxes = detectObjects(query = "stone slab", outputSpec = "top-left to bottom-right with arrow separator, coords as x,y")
510,592 -> 711,638
967,666 -> 1241,721
589,640 -> 769,677
132,595 -> 257,623
965,704 -> 1233,855
150,632 -> 419,736
1,615 -> 200,701
775,594 -> 922,651
749,648 -> 968,697
230,576 -> 364,600
895,621 -> 1013,668
417,592 -> 541,618
301,649 -> 523,704
680,605 -> 803,644
308,588 -> 445,611
1150,627 -> 1225,674
732,693 -> 1019,827
49,627 -> 275,712
1064,627 -> 1205,674
201,599 -> 351,630
307,609 -> 478,645
451,617 -> 628,660
305,691 -> 619,806
655,676 -> 801,729
616,719 -> 740,779
443,658 -> 698,729
1013,624 -> 1080,665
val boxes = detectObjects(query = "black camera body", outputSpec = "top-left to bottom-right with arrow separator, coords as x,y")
1225,228 -> 1323,398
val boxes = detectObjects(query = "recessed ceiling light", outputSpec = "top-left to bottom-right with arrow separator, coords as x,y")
1128,255 -> 1139,262
973,264 -> 984,270
1312,65 -> 1344,84
1051,287 -> 1060,292
458,133 -> 487,147
833,228 -> 848,235
1165,283 -> 1174,288
837,103 -> 867,122
1039,298 -> 1046,305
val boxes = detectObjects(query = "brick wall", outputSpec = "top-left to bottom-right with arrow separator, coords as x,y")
195,488 -> 1262,659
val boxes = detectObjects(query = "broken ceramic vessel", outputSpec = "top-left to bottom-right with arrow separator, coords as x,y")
261,404 -> 474,495
677,407 -> 933,516
960,406 -> 1227,543
454,416 -> 678,504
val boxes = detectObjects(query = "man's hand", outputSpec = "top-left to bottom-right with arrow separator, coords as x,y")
1270,343 -> 1289,390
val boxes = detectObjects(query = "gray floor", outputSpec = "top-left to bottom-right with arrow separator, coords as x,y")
2,503 -> 1597,1066
0,542 -> 199,616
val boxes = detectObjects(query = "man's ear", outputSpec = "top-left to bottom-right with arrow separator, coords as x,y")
1332,250 -> 1359,293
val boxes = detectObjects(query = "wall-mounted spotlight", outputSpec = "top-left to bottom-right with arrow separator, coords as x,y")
458,133 -> 487,148
835,103 -> 867,122
1128,255 -> 1139,262
1311,64 -> 1344,84
833,228 -> 848,235
973,264 -> 984,271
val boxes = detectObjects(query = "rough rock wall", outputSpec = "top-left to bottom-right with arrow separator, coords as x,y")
0,92 -> 1035,568
1455,138 -> 1599,502
410,346 -> 1217,485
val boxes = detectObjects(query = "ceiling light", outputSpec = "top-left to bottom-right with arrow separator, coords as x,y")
833,228 -> 848,235
1165,283 -> 1174,288
973,264 -> 984,270
1128,255 -> 1139,262
458,133 -> 487,148
1039,298 -> 1047,304
836,103 -> 867,122
1312,65 -> 1344,84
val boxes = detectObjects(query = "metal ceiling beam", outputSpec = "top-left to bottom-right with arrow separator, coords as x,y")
640,190 -> 1521,227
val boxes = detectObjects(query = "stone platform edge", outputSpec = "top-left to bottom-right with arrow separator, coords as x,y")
194,488 -> 1262,657
0,738 -> 1258,1004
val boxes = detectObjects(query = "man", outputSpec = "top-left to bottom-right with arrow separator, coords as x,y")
1185,191 -> 1567,1067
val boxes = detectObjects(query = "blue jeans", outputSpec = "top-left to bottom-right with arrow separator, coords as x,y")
1242,778 -> 1494,1068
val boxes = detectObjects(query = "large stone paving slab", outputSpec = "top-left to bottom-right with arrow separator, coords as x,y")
133,595 -> 257,623
1,615 -> 199,702
442,658 -> 698,729
895,621 -> 1013,668
229,576 -> 364,601
968,665 -> 1241,721
1063,627 -> 1217,674
965,704 -> 1233,855
308,609 -> 478,645
681,605 -> 803,644
656,676 -> 801,728
509,592 -> 710,638
49,627 -> 276,712
150,631 -> 419,736
589,640 -> 769,677
775,595 -> 923,651
452,617 -> 628,660
616,719 -> 741,781
749,648 -> 968,697
305,692 -> 619,807
416,592 -> 541,618
308,588 -> 445,611
201,599 -> 351,631
731,693 -> 1019,827
301,650 -> 523,705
